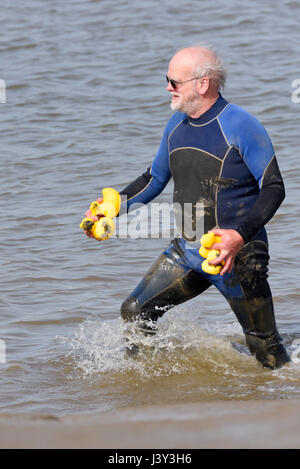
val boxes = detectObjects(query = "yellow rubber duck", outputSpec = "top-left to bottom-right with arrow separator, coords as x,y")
199,232 -> 224,275
90,188 -> 121,219
200,232 -> 222,249
80,188 -> 121,241
80,217 -> 115,241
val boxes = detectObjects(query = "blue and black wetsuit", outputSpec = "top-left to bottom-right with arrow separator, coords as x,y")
120,94 -> 290,369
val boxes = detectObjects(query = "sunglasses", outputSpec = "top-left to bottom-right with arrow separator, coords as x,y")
166,75 -> 200,90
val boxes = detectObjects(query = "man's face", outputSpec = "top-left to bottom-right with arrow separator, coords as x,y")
166,59 -> 200,115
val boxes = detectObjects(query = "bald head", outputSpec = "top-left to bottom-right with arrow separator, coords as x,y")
170,47 -> 217,70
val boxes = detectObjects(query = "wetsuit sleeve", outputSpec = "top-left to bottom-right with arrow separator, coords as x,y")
119,112 -> 185,212
219,106 -> 285,243
236,156 -> 285,243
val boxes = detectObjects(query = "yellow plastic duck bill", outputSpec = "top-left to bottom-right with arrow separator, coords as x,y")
80,188 -> 121,241
199,232 -> 224,275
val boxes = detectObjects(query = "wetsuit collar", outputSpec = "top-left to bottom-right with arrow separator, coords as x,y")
188,93 -> 228,125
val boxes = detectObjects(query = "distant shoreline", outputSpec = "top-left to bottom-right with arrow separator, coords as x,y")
1,399 -> 300,449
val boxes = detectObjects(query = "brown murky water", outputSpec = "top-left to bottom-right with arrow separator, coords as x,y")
1,0 -> 300,430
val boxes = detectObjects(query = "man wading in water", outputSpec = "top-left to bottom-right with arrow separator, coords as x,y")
85,46 -> 290,369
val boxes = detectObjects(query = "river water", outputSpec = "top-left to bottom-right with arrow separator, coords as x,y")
1,0 -> 300,419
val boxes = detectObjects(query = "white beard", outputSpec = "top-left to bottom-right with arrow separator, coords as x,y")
170,92 -> 200,115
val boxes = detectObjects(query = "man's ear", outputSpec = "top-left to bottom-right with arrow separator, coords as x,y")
197,76 -> 210,95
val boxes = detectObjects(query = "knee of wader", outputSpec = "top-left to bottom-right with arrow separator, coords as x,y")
121,296 -> 141,322
245,332 -> 290,370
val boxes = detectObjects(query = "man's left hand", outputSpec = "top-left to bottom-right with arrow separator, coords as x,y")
208,228 -> 245,276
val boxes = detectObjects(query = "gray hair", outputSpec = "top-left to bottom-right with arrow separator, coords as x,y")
180,44 -> 227,91
195,58 -> 227,91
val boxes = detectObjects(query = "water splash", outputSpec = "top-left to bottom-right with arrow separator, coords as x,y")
67,310 -> 254,379
60,309 -> 300,405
